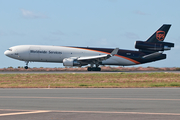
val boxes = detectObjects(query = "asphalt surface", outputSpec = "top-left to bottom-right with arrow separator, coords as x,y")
0,88 -> 180,120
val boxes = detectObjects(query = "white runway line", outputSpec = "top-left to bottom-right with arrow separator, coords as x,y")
1,96 -> 180,101
0,111 -> 50,117
1,109 -> 180,116
52,110 -> 180,116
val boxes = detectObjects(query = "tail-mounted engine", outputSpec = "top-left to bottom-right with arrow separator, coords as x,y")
135,41 -> 174,52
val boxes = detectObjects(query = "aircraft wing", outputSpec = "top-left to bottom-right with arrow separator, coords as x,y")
77,48 -> 119,63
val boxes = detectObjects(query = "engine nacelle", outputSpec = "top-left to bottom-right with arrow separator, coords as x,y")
135,41 -> 174,51
63,58 -> 81,67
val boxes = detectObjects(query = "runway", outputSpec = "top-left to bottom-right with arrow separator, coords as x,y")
0,88 -> 180,120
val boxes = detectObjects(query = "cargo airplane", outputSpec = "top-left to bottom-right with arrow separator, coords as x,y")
4,24 -> 174,71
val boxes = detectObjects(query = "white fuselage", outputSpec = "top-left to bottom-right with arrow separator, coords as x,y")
4,45 -> 137,66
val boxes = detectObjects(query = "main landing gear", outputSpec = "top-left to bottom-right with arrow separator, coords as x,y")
87,64 -> 101,71
87,67 -> 101,71
24,61 -> 29,69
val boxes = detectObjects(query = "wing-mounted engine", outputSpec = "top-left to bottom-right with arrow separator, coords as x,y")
135,41 -> 174,52
63,57 -> 82,67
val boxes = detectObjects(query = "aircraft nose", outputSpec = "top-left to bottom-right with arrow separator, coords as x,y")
4,50 -> 11,57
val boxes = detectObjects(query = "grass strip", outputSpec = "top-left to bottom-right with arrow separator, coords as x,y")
0,73 -> 180,88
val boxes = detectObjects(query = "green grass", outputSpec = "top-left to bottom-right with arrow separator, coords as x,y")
0,73 -> 180,88
170,82 -> 180,87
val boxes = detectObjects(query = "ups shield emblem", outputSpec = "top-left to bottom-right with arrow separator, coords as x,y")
156,31 -> 165,41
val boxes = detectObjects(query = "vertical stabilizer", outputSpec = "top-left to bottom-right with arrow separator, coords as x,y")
146,24 -> 171,42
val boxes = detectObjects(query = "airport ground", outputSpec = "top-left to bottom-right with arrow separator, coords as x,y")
0,71 -> 180,119
0,71 -> 180,88
0,88 -> 180,120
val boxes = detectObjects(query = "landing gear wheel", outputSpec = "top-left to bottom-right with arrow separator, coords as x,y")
92,67 -> 101,71
97,67 -> 101,71
87,67 -> 101,71
24,61 -> 29,69
87,67 -> 92,71
24,66 -> 28,69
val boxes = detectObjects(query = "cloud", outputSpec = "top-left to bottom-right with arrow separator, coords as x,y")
0,31 -> 6,36
96,38 -> 109,46
171,36 -> 180,50
0,31 -> 25,36
124,32 -> 140,39
10,31 -> 26,36
51,30 -> 65,35
133,10 -> 149,15
43,36 -> 62,42
174,45 -> 180,50
108,0 -> 117,2
21,9 -> 48,19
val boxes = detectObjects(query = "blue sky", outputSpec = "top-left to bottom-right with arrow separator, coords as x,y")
1,0 -> 180,68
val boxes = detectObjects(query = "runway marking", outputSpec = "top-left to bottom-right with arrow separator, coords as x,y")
53,110 -> 180,116
0,110 -> 50,117
1,109 -> 180,116
0,96 -> 180,101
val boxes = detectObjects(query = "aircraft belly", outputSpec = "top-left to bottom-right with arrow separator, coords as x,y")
102,56 -> 136,65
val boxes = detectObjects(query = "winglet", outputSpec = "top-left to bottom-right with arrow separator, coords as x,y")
110,48 -> 119,56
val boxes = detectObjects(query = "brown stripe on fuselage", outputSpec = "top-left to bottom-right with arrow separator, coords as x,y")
65,46 -> 111,55
115,54 -> 140,64
65,46 -> 141,64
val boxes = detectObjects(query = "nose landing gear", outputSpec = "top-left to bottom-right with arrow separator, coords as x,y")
24,61 -> 29,69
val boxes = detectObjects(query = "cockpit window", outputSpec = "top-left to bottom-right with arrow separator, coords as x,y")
8,49 -> 12,51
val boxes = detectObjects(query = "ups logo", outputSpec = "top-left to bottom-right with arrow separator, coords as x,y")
156,31 -> 165,41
